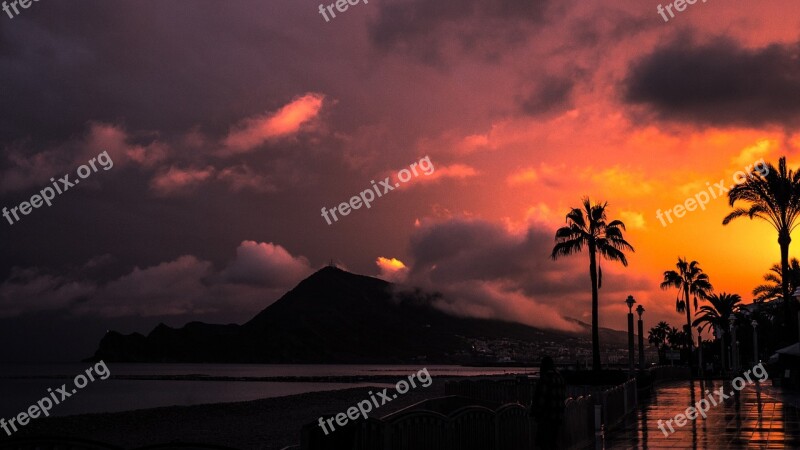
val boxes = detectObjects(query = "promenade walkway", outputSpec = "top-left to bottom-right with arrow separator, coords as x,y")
602,378 -> 800,449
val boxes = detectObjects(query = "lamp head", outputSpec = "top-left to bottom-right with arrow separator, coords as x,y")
635,304 -> 644,317
625,295 -> 636,312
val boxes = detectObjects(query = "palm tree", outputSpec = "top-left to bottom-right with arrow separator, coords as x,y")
648,321 -> 670,348
753,258 -> 800,302
723,156 -> 800,340
552,197 -> 634,371
692,292 -> 744,333
660,258 -> 713,348
692,293 -> 743,372
648,321 -> 671,363
666,327 -> 690,351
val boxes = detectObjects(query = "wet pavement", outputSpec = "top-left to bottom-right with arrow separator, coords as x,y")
602,378 -> 800,449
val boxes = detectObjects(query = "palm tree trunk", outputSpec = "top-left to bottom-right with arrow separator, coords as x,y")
779,231 -> 793,342
684,285 -> 694,372
589,244 -> 600,371
684,285 -> 693,345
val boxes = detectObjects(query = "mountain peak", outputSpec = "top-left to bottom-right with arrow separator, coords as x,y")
309,264 -> 350,278
90,267 -> 626,363
291,265 -> 390,293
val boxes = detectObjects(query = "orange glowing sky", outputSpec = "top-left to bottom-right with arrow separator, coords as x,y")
4,0 -> 800,359
359,1 -> 800,334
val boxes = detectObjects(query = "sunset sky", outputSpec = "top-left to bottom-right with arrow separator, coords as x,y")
2,0 -> 800,361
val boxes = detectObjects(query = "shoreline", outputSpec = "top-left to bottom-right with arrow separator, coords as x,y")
5,380 -> 451,450
0,366 -> 538,383
0,374 -> 468,383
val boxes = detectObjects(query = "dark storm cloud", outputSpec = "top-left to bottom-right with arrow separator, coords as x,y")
407,217 -> 630,297
0,241 -> 315,360
0,1 -> 430,282
566,9 -> 651,50
624,36 -> 800,127
403,218 -> 650,329
368,0 -> 560,65
519,76 -> 576,116
0,1 -> 314,144
0,241 -> 314,319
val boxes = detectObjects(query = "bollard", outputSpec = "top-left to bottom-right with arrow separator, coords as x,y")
623,388 -> 628,414
594,404 -> 603,450
594,404 -> 602,431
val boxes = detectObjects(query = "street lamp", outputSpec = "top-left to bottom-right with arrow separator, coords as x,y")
751,319 -> 759,365
729,315 -> 739,372
626,295 -> 636,377
793,287 -> 800,344
636,305 -> 645,371
626,295 -> 636,312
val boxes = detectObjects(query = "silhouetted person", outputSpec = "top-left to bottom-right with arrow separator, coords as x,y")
530,356 -> 566,449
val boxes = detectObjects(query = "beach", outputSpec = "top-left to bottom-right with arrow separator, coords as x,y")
9,380 -> 449,450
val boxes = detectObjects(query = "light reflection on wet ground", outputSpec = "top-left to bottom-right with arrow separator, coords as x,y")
602,379 -> 800,449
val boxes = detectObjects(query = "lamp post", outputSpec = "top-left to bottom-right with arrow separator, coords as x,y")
729,315 -> 739,372
636,305 -> 645,371
715,325 -> 726,373
626,295 -> 636,377
751,319 -> 759,365
793,287 -> 800,344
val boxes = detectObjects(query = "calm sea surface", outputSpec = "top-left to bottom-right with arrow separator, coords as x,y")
0,364 -> 536,417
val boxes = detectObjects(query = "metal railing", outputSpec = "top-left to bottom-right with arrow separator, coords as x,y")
302,366 -> 700,450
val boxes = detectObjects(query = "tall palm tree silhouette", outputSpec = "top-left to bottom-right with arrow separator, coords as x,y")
723,156 -> 800,341
661,258 -> 713,352
753,258 -> 800,302
551,198 -> 634,371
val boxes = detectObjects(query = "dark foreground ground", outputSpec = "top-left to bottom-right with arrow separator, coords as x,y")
4,381 -> 448,450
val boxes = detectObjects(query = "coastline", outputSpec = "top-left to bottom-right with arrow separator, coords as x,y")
5,380 -> 450,450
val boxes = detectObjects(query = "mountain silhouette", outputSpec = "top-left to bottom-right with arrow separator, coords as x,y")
90,266 -> 629,363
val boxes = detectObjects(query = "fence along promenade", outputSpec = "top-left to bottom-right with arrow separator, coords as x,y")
302,396 -> 540,450
302,390 -> 594,449
301,366 -> 690,450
